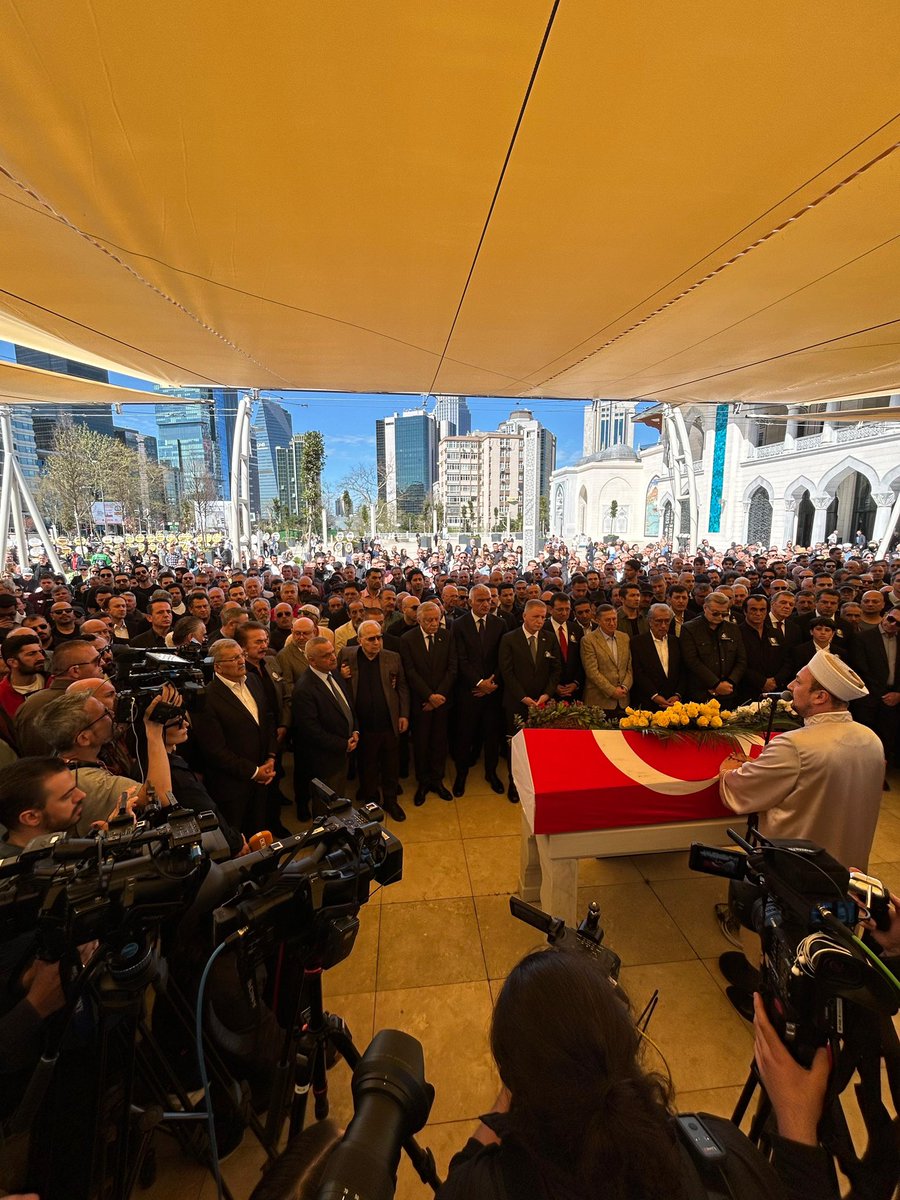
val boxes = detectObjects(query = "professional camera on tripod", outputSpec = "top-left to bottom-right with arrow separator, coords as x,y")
0,800 -> 225,1200
113,646 -> 213,724
690,828 -> 900,1196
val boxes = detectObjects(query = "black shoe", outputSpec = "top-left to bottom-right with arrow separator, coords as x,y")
725,985 -> 754,1022
435,785 -> 453,802
507,784 -> 520,804
413,787 -> 427,807
384,799 -> 407,822
718,952 -> 760,992
485,773 -> 504,794
452,773 -> 467,797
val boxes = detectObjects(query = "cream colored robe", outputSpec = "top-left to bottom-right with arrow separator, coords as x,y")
719,712 -> 884,870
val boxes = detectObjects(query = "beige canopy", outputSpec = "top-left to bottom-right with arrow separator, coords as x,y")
1,1 -> 898,403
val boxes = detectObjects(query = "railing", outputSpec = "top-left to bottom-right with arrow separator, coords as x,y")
745,420 -> 889,461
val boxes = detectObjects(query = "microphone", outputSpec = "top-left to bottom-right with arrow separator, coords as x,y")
248,830 -> 274,852
760,690 -> 792,701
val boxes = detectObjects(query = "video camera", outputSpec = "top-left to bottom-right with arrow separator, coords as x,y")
207,782 -> 402,974
0,803 -> 225,960
690,829 -> 898,1064
113,647 -> 213,723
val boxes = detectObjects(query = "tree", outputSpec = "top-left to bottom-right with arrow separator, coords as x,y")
341,462 -> 382,540
299,430 -> 326,539
539,495 -> 550,536
40,418 -> 120,546
180,461 -> 218,545
341,489 -> 353,517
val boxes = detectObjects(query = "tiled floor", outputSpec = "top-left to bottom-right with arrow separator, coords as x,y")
147,768 -> 900,1200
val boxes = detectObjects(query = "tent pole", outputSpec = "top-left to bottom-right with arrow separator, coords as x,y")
0,408 -> 16,573
7,439 -> 64,575
10,473 -> 27,572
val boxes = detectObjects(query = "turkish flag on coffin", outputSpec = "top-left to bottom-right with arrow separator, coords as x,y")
514,729 -> 763,836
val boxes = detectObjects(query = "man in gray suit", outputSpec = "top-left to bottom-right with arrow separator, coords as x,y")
339,620 -> 410,820
581,604 -> 633,715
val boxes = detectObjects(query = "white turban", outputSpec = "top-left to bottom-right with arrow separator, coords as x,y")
808,650 -> 868,702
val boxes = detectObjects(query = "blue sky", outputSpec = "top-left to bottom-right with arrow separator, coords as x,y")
3,340 -> 658,491
110,387 -> 658,491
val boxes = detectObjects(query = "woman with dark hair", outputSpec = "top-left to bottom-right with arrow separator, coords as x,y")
439,948 -> 836,1200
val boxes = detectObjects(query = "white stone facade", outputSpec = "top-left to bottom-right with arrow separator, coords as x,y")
551,396 -> 900,549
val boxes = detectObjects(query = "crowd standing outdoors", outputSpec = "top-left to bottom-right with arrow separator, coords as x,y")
1,530 -> 900,1200
0,530 -> 899,838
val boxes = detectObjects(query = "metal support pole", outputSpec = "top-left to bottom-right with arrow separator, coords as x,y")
0,408 -> 63,576
10,474 -> 27,572
0,419 -> 13,573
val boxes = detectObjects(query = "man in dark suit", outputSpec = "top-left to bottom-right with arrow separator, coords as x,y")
736,594 -> 786,703
680,592 -> 747,703
547,592 -> 585,704
499,600 -> 562,802
338,622 -> 409,820
451,584 -> 506,796
189,638 -> 277,837
851,611 -> 900,764
399,602 -> 457,806
292,636 -> 359,810
630,604 -> 684,709
767,590 -> 804,688
128,596 -> 172,648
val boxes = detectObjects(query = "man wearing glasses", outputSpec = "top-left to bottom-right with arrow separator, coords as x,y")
851,609 -> 900,770
14,640 -> 105,756
49,600 -> 81,648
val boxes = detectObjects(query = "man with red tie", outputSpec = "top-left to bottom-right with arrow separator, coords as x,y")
548,592 -> 584,702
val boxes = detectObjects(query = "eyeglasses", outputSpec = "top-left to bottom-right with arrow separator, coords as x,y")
52,607 -> 74,616
216,655 -> 246,665
884,616 -> 900,625
72,655 -> 102,668
80,709 -> 112,735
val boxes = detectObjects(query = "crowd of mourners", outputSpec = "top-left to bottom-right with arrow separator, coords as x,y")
0,531 -> 897,845
0,531 -> 898,1200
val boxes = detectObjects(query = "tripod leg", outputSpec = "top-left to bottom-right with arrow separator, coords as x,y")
731,1065 -> 760,1127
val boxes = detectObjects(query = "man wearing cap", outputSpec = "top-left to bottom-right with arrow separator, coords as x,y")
715,650 -> 884,1020
718,650 -> 883,871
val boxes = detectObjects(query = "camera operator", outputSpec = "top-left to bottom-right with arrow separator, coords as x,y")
30,687 -> 176,832
438,948 -> 837,1200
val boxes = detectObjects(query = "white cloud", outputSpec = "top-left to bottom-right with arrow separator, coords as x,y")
327,434 -> 376,447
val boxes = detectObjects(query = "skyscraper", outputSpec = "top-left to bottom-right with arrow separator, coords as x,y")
583,400 -> 633,456
431,394 -> 472,438
211,388 -> 242,499
155,392 -> 216,475
252,398 -> 293,517
499,410 -> 557,559
375,410 -> 437,516
14,344 -> 116,469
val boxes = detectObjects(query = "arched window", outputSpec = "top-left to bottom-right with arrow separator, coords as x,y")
747,486 -> 773,545
577,486 -> 588,534
644,478 -> 660,536
688,420 -> 704,463
796,490 -> 814,545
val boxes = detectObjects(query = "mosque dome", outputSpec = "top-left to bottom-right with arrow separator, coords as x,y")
580,442 -> 641,464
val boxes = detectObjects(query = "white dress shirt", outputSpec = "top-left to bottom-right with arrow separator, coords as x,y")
217,671 -> 259,724
651,633 -> 669,675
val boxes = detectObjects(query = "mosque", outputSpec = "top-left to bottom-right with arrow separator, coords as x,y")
550,397 -> 900,551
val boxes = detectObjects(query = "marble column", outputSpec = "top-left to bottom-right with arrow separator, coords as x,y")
872,491 -> 898,543
782,497 -> 798,546
810,495 -> 832,544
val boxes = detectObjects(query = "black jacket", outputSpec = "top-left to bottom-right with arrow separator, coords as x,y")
630,631 -> 683,708
189,674 -> 276,828
452,612 -> 506,693
399,627 -> 457,707
498,626 -> 562,721
680,616 -> 747,701
547,618 -> 585,698
291,668 -> 357,781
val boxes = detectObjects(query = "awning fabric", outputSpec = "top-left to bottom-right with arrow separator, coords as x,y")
0,1 -> 898,404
